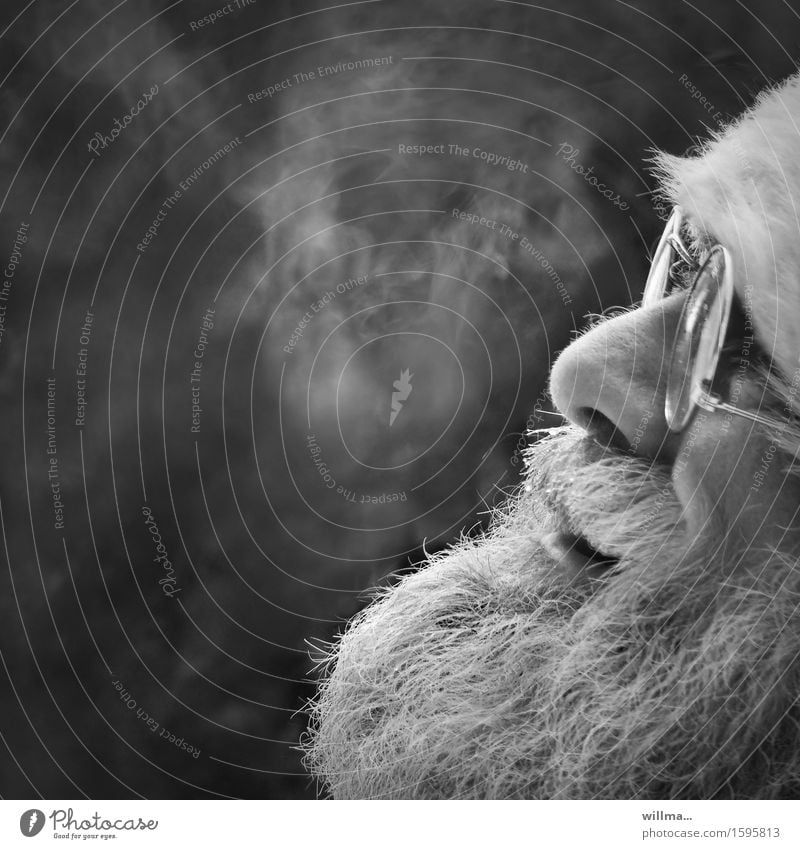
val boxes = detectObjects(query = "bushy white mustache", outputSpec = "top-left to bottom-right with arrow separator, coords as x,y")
524,426 -> 684,564
303,427 -> 800,799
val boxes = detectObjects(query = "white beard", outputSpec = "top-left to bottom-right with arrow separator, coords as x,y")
303,427 -> 800,798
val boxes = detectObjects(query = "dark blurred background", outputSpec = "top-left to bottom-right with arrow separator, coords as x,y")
1,0 -> 799,798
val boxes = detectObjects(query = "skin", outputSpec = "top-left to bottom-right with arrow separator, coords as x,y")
549,290 -> 800,561
303,217 -> 800,799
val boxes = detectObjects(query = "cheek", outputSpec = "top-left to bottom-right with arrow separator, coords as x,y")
672,413 -> 800,546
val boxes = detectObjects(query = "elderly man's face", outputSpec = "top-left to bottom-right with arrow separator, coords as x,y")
549,263 -> 800,571
304,207 -> 800,799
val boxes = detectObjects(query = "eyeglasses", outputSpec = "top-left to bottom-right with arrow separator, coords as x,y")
643,207 -> 778,433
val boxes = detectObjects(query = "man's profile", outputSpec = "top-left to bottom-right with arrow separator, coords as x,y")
303,70 -> 800,799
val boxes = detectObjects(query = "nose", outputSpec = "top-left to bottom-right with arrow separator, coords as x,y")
549,294 -> 686,461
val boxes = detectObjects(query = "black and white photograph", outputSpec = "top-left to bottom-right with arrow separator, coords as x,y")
2,0 -> 800,835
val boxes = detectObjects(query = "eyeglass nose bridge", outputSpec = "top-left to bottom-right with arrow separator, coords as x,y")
666,232 -> 693,267
642,207 -> 695,308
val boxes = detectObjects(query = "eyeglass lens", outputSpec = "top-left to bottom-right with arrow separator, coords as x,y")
665,248 -> 729,431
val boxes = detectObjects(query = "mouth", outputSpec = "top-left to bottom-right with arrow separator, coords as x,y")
541,530 -> 620,577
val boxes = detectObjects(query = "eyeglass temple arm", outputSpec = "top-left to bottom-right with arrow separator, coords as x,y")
695,390 -> 785,427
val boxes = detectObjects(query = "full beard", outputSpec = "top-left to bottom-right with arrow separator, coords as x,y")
303,427 -> 800,799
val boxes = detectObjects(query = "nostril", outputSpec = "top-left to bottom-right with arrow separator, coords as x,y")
576,407 -> 631,452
